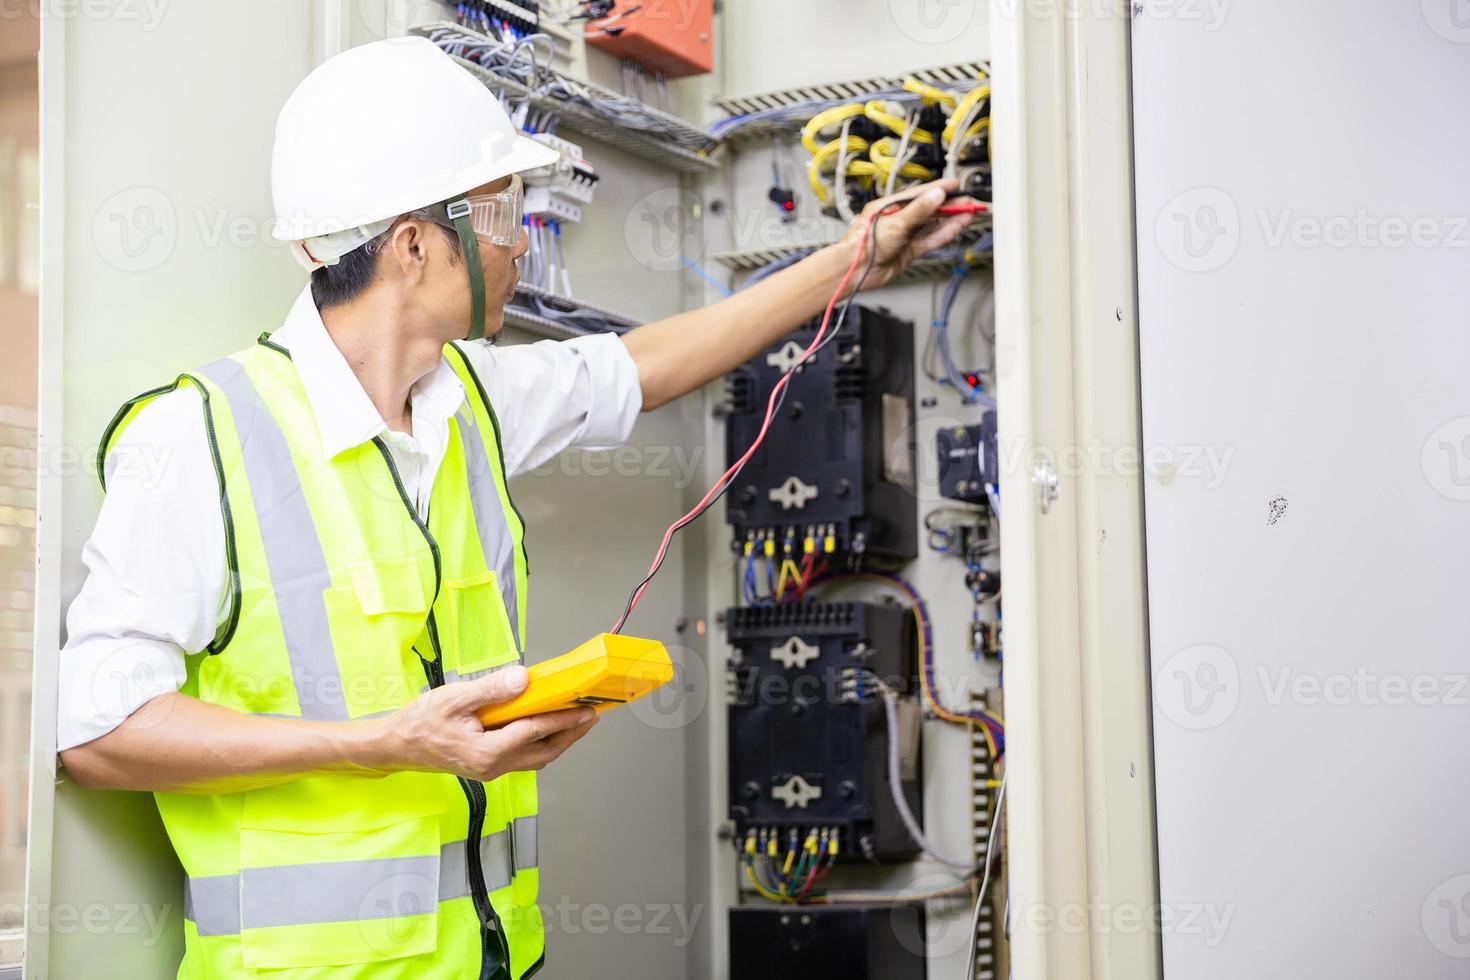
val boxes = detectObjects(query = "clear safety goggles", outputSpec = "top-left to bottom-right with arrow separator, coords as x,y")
440,173 -> 524,247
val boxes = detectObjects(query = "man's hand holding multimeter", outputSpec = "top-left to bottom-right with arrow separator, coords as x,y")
372,634 -> 673,784
376,666 -> 598,783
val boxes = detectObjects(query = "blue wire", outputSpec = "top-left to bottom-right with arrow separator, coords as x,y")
934,264 -> 997,409
682,258 -> 734,297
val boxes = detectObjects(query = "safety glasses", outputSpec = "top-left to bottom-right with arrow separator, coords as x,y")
444,172 -> 524,247
423,174 -> 525,342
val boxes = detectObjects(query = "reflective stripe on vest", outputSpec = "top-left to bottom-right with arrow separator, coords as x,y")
456,411 -> 521,649
196,356 -> 348,721
184,816 -> 539,937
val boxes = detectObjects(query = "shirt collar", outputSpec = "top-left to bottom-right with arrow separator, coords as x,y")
268,285 -> 467,459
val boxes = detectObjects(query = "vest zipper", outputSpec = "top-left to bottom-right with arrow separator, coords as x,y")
371,437 -> 512,979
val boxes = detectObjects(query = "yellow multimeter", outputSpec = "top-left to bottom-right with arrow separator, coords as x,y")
475,633 -> 675,728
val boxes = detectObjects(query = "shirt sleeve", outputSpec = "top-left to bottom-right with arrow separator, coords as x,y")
56,387 -> 230,752
454,333 -> 643,479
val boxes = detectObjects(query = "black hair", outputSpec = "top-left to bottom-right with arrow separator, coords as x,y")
309,209 -> 459,309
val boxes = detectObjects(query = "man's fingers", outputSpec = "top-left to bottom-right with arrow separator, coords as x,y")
863,177 -> 960,225
511,722 -> 596,769
490,707 -> 596,747
912,212 -> 977,254
450,664 -> 529,711
895,185 -> 947,229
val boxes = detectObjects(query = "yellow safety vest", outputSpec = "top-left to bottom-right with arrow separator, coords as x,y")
100,336 -> 543,978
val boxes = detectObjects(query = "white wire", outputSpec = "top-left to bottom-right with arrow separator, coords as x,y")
886,110 -> 919,197
967,775 -> 1006,980
946,95 -> 988,180
875,681 -> 977,870
834,118 -> 856,224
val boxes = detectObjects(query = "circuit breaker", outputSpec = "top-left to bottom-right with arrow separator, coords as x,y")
724,305 -> 918,565
726,601 -> 920,861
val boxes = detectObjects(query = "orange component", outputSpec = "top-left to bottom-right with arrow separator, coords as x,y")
584,0 -> 714,78
475,632 -> 675,727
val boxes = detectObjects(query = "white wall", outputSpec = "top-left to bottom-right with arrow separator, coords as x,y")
1134,2 -> 1470,977
719,0 -> 986,96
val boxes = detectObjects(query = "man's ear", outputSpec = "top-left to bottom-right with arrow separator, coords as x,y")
385,219 -> 430,283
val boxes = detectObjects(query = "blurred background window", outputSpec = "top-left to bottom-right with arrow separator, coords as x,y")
0,5 -> 40,969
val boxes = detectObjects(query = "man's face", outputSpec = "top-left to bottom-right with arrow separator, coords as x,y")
418,174 -> 528,340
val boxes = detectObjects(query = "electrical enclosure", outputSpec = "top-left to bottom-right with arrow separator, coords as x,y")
724,305 -> 919,565
726,601 -> 921,861
584,0 -> 714,78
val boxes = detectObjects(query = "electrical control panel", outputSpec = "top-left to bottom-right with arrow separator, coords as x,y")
936,412 -> 997,505
729,905 -> 928,980
584,0 -> 714,78
726,601 -> 920,861
724,305 -> 918,565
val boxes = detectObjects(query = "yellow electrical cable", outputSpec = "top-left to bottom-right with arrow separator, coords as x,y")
868,137 -> 936,182
801,103 -> 866,155
943,85 -> 991,146
778,559 -> 802,598
806,136 -> 879,204
863,100 -> 936,144
806,159 -> 831,204
808,136 -> 873,169
958,117 -> 990,145
903,77 -> 956,107
744,861 -> 788,903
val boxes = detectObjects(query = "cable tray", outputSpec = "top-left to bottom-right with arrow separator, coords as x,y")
414,22 -> 720,174
503,282 -> 644,339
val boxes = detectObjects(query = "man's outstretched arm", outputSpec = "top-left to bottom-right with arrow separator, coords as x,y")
622,180 -> 978,411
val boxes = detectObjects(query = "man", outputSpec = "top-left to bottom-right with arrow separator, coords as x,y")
56,36 -> 974,979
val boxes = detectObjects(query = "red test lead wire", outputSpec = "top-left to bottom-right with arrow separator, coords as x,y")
608,206 -> 887,635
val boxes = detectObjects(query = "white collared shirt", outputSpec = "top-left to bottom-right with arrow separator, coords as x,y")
57,286 -> 642,752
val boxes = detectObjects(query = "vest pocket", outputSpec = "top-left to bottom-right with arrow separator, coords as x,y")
238,813 -> 440,969
441,570 -> 519,676
323,558 -> 430,717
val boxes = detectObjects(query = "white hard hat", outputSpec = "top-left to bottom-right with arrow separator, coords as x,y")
270,35 -> 558,261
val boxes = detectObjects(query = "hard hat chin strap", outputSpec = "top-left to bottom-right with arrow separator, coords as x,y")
446,198 -> 486,341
